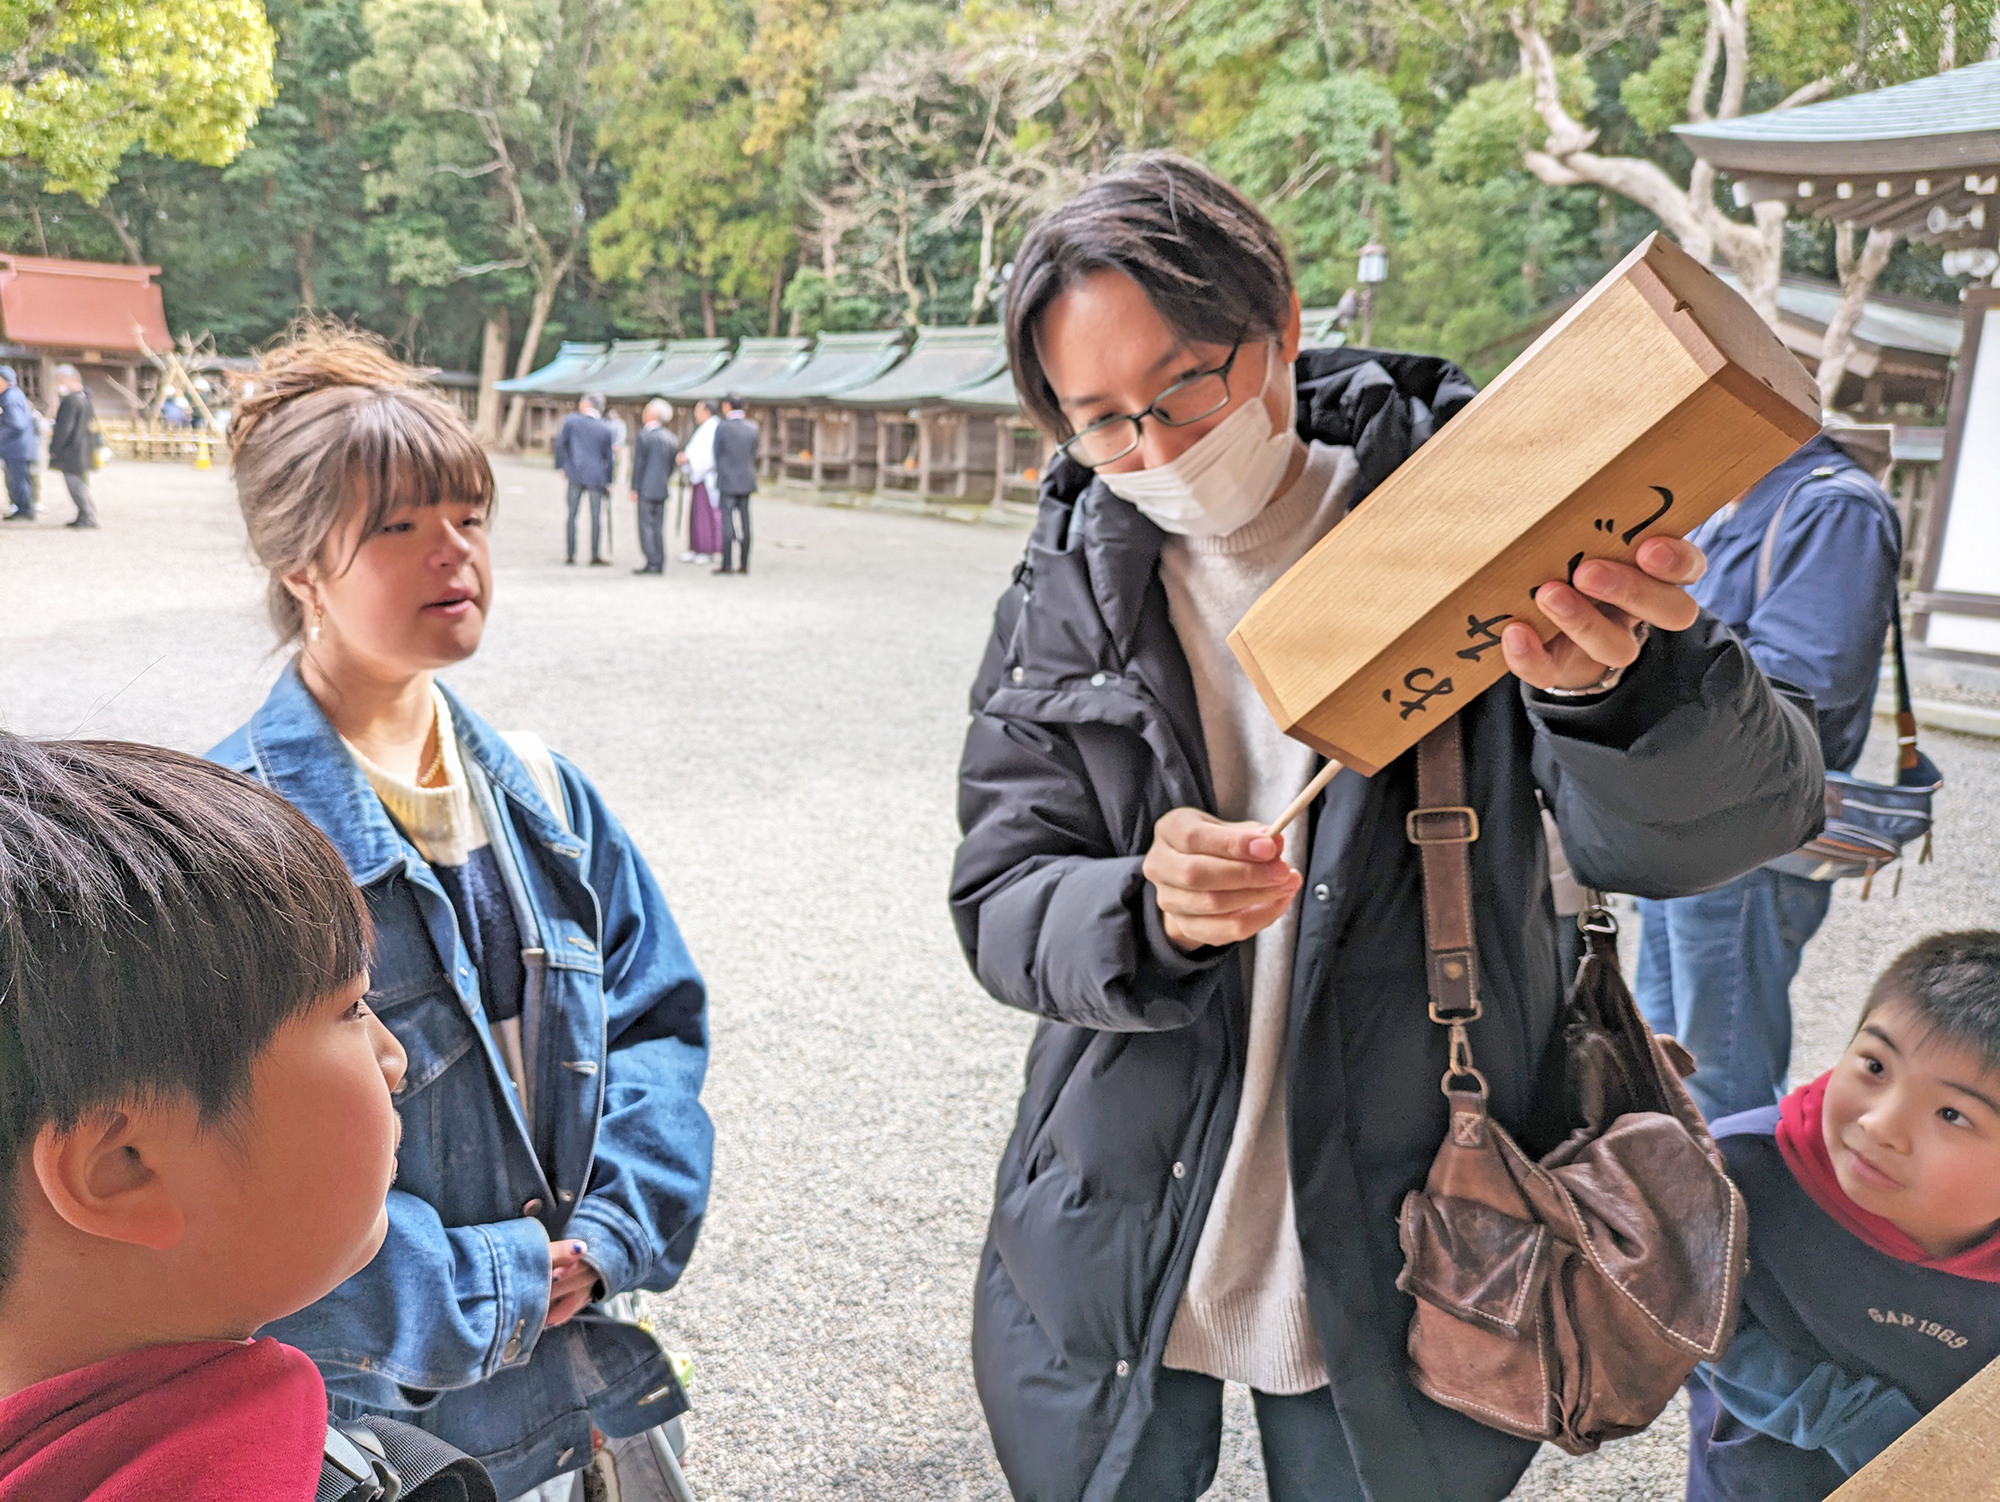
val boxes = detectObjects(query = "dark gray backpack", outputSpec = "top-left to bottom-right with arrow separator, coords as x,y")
318,1417 -> 496,1502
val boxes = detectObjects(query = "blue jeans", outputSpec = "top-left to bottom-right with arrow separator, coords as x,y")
1636,868 -> 1833,1121
3,458 -> 33,516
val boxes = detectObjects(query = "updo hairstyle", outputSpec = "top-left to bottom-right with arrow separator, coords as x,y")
230,324 -> 495,645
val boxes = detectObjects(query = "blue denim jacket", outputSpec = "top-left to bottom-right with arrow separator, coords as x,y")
210,665 -> 713,1495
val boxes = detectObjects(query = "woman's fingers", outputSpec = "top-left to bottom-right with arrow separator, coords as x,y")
1164,891 -> 1301,949
1530,582 -> 1646,667
1155,871 -> 1303,918
1570,558 -> 1699,632
1149,807 -> 1305,950
1145,846 -> 1295,894
1145,809 -> 1292,894
1633,534 -> 1707,586
1156,807 -> 1283,864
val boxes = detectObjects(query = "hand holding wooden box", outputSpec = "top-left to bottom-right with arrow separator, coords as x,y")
1227,232 -> 1823,777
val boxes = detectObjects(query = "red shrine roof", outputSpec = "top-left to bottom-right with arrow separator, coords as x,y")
0,255 -> 169,355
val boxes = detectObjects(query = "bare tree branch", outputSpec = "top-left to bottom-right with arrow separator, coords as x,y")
1686,10 -> 1722,123
1817,222 -> 1898,407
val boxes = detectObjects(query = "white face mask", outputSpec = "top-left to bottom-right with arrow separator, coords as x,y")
1099,347 -> 1298,537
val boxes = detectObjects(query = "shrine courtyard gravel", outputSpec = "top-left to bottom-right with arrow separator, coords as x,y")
4,455 -> 1995,1501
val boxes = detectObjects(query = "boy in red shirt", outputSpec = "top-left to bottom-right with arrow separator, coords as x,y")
1690,930 -> 2000,1500
0,733 -> 407,1500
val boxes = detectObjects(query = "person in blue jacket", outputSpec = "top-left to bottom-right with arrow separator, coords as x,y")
0,365 -> 40,521
1635,434 -> 1903,1120
207,329 -> 712,1500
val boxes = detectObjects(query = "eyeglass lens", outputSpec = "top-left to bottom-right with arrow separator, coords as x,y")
1065,370 -> 1231,467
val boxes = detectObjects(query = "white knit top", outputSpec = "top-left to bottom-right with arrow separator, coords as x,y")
1159,440 -> 1359,1395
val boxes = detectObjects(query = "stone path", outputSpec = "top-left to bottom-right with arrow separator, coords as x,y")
2,455 -> 1993,1500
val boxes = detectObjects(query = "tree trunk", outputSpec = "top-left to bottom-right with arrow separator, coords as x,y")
895,188 -> 922,327
296,230 -> 316,310
500,279 -> 560,450
701,280 -> 717,338
94,201 -> 145,266
1817,224 -> 1898,411
475,310 -> 510,445
967,204 -> 999,324
768,257 -> 786,336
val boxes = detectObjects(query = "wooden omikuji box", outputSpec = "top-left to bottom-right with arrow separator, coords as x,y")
1228,232 -> 1822,775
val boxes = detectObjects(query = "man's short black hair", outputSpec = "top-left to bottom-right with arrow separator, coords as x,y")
0,733 -> 369,1281
723,394 -> 742,413
1005,152 -> 1294,442
1862,931 -> 2000,1075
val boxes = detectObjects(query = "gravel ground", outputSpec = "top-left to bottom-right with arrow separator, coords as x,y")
2,456 -> 1995,1501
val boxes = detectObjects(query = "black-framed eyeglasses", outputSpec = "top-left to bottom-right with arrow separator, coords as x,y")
1056,343 -> 1244,469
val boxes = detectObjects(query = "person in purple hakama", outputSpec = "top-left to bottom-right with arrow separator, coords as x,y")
680,399 -> 723,562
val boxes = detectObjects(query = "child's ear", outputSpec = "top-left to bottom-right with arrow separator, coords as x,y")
31,1108 -> 187,1252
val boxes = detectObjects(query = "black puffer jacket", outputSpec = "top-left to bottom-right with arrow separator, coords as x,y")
950,347 -> 1826,1502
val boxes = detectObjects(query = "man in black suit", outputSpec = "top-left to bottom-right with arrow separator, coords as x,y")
47,365 -> 97,529
629,399 -> 681,574
711,394 -> 760,575
553,393 -> 617,565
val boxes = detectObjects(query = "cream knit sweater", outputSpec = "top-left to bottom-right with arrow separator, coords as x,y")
1159,440 -> 1358,1395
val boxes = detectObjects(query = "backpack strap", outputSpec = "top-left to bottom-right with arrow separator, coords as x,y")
320,1417 -> 498,1502
1408,718 -> 1484,1094
1754,463 -> 1919,774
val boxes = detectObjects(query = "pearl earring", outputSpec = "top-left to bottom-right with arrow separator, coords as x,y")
310,604 -> 323,644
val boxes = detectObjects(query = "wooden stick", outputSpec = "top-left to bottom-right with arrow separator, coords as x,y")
1265,758 -> 1344,838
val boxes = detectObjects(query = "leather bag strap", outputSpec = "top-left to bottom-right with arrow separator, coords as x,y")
1410,718 -> 1484,1091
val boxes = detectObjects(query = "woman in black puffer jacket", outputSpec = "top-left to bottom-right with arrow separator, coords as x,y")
949,154 -> 1823,1502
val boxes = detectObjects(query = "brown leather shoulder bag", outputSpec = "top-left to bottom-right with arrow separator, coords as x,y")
1394,717 -> 1748,1455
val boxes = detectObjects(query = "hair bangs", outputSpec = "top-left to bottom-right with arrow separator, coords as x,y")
340,390 -> 496,547
1863,930 -> 2000,1079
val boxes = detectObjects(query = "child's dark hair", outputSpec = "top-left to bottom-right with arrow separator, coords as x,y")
0,732 -> 369,1282
1862,931 -> 2000,1074
1005,152 -> 1295,442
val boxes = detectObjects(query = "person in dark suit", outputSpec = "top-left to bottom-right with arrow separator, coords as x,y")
711,395 -> 760,575
553,393 -> 617,565
48,365 -> 98,529
629,399 -> 681,575
0,366 -> 39,522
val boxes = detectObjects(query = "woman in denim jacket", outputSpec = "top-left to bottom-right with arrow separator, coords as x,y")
207,331 -> 712,1500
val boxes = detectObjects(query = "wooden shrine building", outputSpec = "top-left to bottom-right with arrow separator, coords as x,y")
0,255 -> 171,415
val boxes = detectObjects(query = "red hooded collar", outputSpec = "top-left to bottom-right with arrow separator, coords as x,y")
0,1337 -> 325,1501
1776,1072 -> 2000,1284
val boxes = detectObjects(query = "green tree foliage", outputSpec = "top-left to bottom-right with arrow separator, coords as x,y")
590,0 -> 790,337
0,0 -> 1984,415
352,0 -> 622,437
0,0 -> 276,200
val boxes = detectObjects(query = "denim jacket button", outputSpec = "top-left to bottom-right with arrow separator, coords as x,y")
1115,1360 -> 1130,1377
1009,666 -> 1025,684
1090,672 -> 1107,687
1313,883 -> 1331,902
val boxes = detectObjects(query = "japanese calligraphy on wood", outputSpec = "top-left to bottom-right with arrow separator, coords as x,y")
1227,232 -> 1822,775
